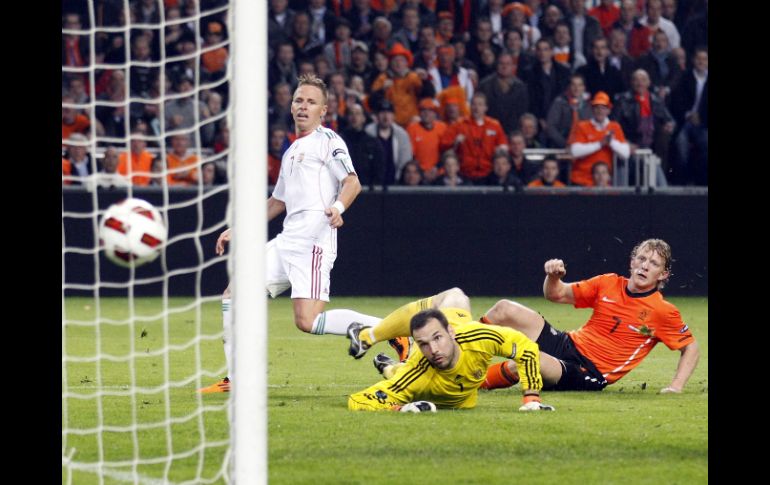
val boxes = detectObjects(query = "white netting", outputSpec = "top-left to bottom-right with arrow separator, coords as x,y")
62,1 -> 235,483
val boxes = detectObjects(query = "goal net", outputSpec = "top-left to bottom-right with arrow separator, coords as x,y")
61,1 -> 265,483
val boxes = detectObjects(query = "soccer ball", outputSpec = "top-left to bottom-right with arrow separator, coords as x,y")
99,198 -> 167,268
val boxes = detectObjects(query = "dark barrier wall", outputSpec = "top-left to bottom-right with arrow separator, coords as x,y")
63,189 -> 708,297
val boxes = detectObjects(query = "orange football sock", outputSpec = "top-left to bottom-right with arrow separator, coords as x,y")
480,361 -> 520,390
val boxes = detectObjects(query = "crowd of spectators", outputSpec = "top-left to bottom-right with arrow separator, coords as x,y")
62,0 -> 708,189
62,0 -> 230,188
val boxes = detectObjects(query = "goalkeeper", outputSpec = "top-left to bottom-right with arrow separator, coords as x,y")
348,305 -> 554,413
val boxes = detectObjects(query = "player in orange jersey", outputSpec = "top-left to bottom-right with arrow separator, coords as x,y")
480,238 -> 699,393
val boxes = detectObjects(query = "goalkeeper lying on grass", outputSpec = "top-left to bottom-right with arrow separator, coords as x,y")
348,306 -> 554,413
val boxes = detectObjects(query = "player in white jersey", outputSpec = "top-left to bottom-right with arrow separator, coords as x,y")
200,74 -> 379,393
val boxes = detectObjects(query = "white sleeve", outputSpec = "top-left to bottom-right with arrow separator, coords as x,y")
668,23 -> 681,49
327,135 -> 356,182
272,166 -> 286,201
570,141 -> 602,158
610,139 -> 631,159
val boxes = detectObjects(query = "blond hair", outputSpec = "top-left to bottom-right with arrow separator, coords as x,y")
296,74 -> 328,103
630,238 -> 672,288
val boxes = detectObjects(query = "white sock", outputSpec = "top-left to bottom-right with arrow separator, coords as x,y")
310,309 -> 381,335
222,299 -> 233,379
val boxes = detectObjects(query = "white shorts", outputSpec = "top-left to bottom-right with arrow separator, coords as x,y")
265,235 -> 337,302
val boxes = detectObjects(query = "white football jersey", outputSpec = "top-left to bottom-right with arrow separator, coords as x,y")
272,126 -> 356,243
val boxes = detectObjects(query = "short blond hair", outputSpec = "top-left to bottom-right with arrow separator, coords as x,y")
630,238 -> 672,288
296,74 -> 328,103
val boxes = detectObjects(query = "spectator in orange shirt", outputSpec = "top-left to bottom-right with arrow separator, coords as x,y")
62,95 -> 90,142
440,92 -> 508,183
527,156 -> 567,188
406,98 -> 448,184
480,239 -> 699,393
371,43 -> 432,127
118,128 -> 156,186
201,21 -> 229,82
166,134 -> 199,186
568,91 -> 630,186
588,0 -> 621,37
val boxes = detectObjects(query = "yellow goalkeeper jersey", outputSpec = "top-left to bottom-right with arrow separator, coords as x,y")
348,308 -> 542,411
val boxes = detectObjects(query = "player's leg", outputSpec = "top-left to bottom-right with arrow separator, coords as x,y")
367,287 -> 468,344
222,284 -> 233,377
479,300 -> 562,391
373,352 -> 406,379
432,287 -> 472,312
481,352 -> 564,390
197,284 -> 234,393
481,299 -> 546,341
348,287 -> 469,359
283,243 -> 378,335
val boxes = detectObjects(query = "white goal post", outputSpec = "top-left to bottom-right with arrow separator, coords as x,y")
231,0 -> 267,483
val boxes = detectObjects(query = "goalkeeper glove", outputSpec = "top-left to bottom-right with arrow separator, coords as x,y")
518,393 -> 555,412
399,401 -> 437,413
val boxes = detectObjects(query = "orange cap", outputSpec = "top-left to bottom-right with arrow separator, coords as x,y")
502,3 -> 534,18
591,91 -> 612,108
388,43 -> 414,67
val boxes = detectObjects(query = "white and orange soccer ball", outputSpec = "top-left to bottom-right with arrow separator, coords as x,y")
98,198 -> 167,268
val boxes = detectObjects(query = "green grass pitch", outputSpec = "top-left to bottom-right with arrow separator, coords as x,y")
63,296 -> 707,484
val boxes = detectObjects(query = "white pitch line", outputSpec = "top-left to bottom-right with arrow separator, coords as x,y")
69,467 -> 173,485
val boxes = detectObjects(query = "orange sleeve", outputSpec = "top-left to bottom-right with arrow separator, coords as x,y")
440,121 -> 459,152
571,274 -> 611,309
567,121 -> 588,145
408,72 -> 422,93
609,121 -> 627,143
117,153 -> 128,175
371,73 -> 387,92
655,304 -> 696,351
